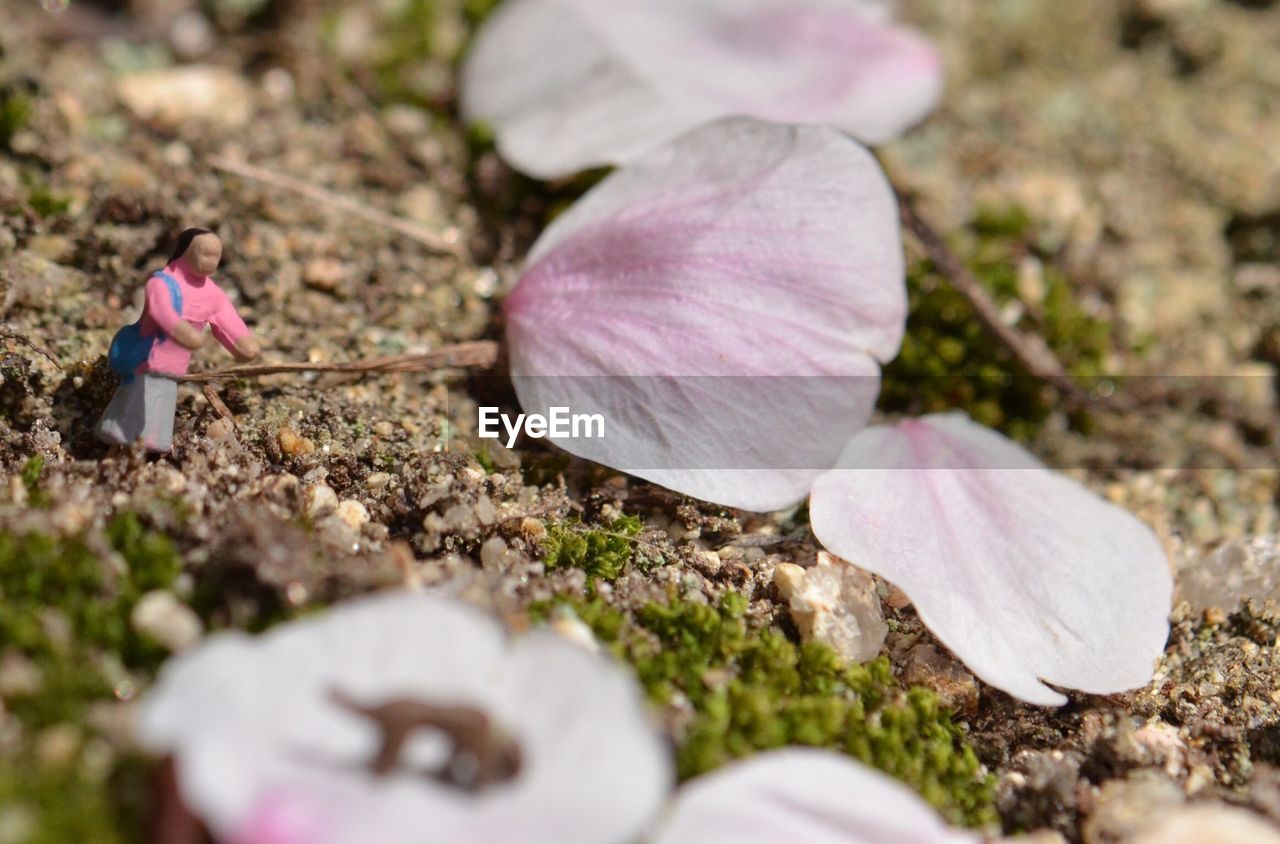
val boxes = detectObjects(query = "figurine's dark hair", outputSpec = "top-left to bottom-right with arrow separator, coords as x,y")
168,228 -> 215,263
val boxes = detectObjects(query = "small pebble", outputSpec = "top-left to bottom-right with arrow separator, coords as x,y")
521,517 -> 547,542
0,652 -> 43,696
302,257 -> 344,293
278,427 -> 316,456
474,495 -> 497,526
480,536 -> 509,571
1082,773 -> 1184,844
304,484 -> 339,518
34,724 -> 81,768
336,500 -> 370,531
773,552 -> 887,663
902,644 -> 980,715
116,65 -> 254,128
1130,805 -> 1280,844
206,417 -> 234,440
444,503 -> 475,531
130,590 -> 203,653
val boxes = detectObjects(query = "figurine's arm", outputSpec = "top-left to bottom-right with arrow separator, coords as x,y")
145,276 -> 205,350
210,299 -> 260,362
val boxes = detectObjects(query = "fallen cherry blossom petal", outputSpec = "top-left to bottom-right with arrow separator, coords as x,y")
229,790 -> 331,844
463,0 -> 942,178
137,591 -> 671,844
653,748 -> 979,844
505,117 -> 904,512
809,413 -> 1172,705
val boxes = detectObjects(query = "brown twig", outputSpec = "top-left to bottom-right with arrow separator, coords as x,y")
0,329 -> 61,369
894,188 -> 1091,406
180,340 -> 499,383
208,155 -> 469,260
201,383 -> 235,425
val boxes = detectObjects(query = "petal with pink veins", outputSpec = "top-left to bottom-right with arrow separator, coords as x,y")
504,117 -> 905,512
809,413 -> 1173,705
653,748 -> 980,844
462,0 -> 943,178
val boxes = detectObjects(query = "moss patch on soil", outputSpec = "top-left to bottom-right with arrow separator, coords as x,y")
535,592 -> 999,828
880,205 -> 1116,440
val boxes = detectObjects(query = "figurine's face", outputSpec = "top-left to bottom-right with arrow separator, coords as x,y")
186,233 -> 222,276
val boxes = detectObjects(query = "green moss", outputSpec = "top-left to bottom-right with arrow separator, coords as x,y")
536,593 -> 998,827
0,515 -> 180,697
26,184 -> 70,218
0,517 -> 187,840
0,90 -> 32,149
542,514 -> 645,580
880,204 -> 1114,440
20,455 -> 44,489
20,455 -> 50,508
474,446 -> 496,474
462,0 -> 502,29
0,753 -> 149,844
374,0 -> 438,95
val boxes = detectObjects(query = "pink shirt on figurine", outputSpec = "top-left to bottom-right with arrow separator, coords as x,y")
139,261 -> 250,377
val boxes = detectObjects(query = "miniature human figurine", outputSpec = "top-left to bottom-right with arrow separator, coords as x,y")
96,228 -> 260,451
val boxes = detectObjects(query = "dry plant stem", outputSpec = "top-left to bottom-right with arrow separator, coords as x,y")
894,188 -> 1092,407
180,340 -> 499,383
208,155 -> 469,260
201,383 -> 235,425
0,329 -> 61,368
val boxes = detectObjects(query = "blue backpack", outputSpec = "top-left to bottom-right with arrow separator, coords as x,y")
108,271 -> 183,383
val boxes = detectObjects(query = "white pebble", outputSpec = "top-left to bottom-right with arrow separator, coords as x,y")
131,591 -> 203,653
336,499 -> 371,531
304,484 -> 339,518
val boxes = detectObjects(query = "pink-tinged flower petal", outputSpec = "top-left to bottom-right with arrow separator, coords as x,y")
504,117 -> 905,512
461,0 -> 705,179
809,413 -> 1173,706
229,791 -> 333,844
654,748 -> 979,844
137,592 -> 672,844
462,0 -> 942,178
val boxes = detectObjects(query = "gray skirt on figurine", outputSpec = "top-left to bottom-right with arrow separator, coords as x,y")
95,373 -> 179,452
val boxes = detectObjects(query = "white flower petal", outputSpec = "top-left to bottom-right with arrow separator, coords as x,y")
137,592 -> 672,844
809,413 -> 1173,705
505,117 -> 904,512
461,0 -> 704,179
462,0 -> 943,178
654,748 -> 978,844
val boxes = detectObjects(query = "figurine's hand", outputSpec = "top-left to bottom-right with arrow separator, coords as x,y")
231,334 -> 261,362
171,321 -> 207,351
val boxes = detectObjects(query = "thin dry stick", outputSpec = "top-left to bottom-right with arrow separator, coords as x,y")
208,155 -> 468,260
201,383 -> 236,426
180,340 -> 499,383
0,329 -> 61,369
895,189 -> 1092,406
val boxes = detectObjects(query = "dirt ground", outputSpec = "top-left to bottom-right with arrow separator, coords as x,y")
1,0 -> 1279,841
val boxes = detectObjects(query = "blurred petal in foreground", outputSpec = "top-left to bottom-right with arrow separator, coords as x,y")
809,413 -> 1172,705
654,748 -> 979,844
463,0 -> 943,178
138,592 -> 671,844
505,117 -> 905,511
